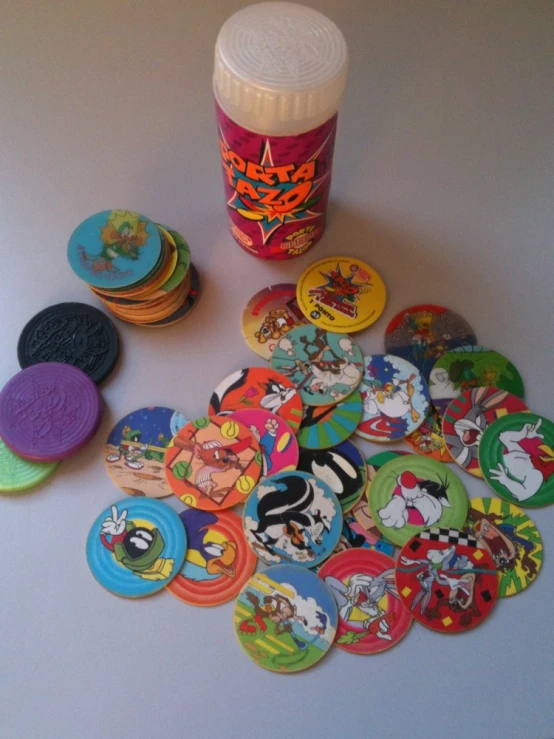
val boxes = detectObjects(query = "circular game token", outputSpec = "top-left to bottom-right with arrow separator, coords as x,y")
297,391 -> 363,449
464,497 -> 543,597
429,348 -> 524,418
356,354 -> 430,442
101,265 -> 190,312
270,325 -> 363,406
451,345 -> 489,353
351,451 -> 410,556
86,498 -> 187,598
105,407 -> 190,498
242,283 -> 309,360
96,268 -> 191,310
384,304 -> 477,380
167,509 -> 257,607
243,471 -> 343,568
479,412 -> 554,507
94,230 -> 191,306
140,264 -> 201,328
160,228 -> 191,293
319,549 -> 413,654
404,406 -> 452,462
17,302 -> 119,384
297,440 -> 367,513
67,210 -> 162,290
443,388 -> 529,477
208,367 -> 303,433
165,416 -> 262,510
229,409 -> 299,479
141,225 -> 179,297
0,363 -> 102,462
103,277 -> 190,323
396,527 -> 498,633
234,564 -> 338,673
296,256 -> 387,333
369,455 -> 468,547
120,228 -> 177,299
331,513 -> 395,557
91,230 -> 168,298
0,437 -> 59,493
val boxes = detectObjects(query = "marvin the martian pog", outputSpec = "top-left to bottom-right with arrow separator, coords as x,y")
86,499 -> 187,598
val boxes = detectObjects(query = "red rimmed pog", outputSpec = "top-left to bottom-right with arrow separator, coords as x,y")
167,509 -> 257,607
319,549 -> 412,654
396,527 -> 498,633
164,416 -> 262,511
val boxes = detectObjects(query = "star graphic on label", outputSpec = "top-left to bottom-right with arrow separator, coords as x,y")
221,130 -> 332,244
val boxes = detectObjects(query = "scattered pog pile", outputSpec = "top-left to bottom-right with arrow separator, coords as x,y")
1,250 -> 552,675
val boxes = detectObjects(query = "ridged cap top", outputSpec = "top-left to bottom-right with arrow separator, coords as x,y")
214,2 -> 348,135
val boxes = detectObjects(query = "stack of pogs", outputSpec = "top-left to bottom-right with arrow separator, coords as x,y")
67,210 -> 201,327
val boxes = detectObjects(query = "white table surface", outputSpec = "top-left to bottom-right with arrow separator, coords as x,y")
1,1 -> 553,738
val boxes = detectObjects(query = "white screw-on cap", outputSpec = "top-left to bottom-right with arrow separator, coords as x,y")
214,2 -> 349,136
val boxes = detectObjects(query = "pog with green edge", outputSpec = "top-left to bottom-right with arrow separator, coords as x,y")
270,325 -> 364,407
429,347 -> 524,418
479,413 -> 554,508
297,391 -> 363,449
368,455 -> 468,547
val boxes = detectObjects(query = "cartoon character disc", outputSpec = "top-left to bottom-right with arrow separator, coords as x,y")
384,304 -> 477,380
234,564 -> 338,673
165,416 -> 263,511
356,354 -> 430,442
351,451 -> 410,556
442,387 -> 529,477
242,283 -> 309,360
429,348 -> 524,418
243,471 -> 343,568
297,440 -> 367,513
319,549 -> 413,654
229,409 -> 299,479
464,498 -> 542,597
105,407 -> 190,498
404,406 -> 452,462
297,391 -> 363,450
369,455 -> 468,547
208,367 -> 303,433
396,527 -> 498,633
479,413 -> 554,508
86,498 -> 187,598
167,509 -> 257,607
67,210 -> 162,289
270,325 -> 363,406
325,514 -> 394,559
296,256 -> 387,333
